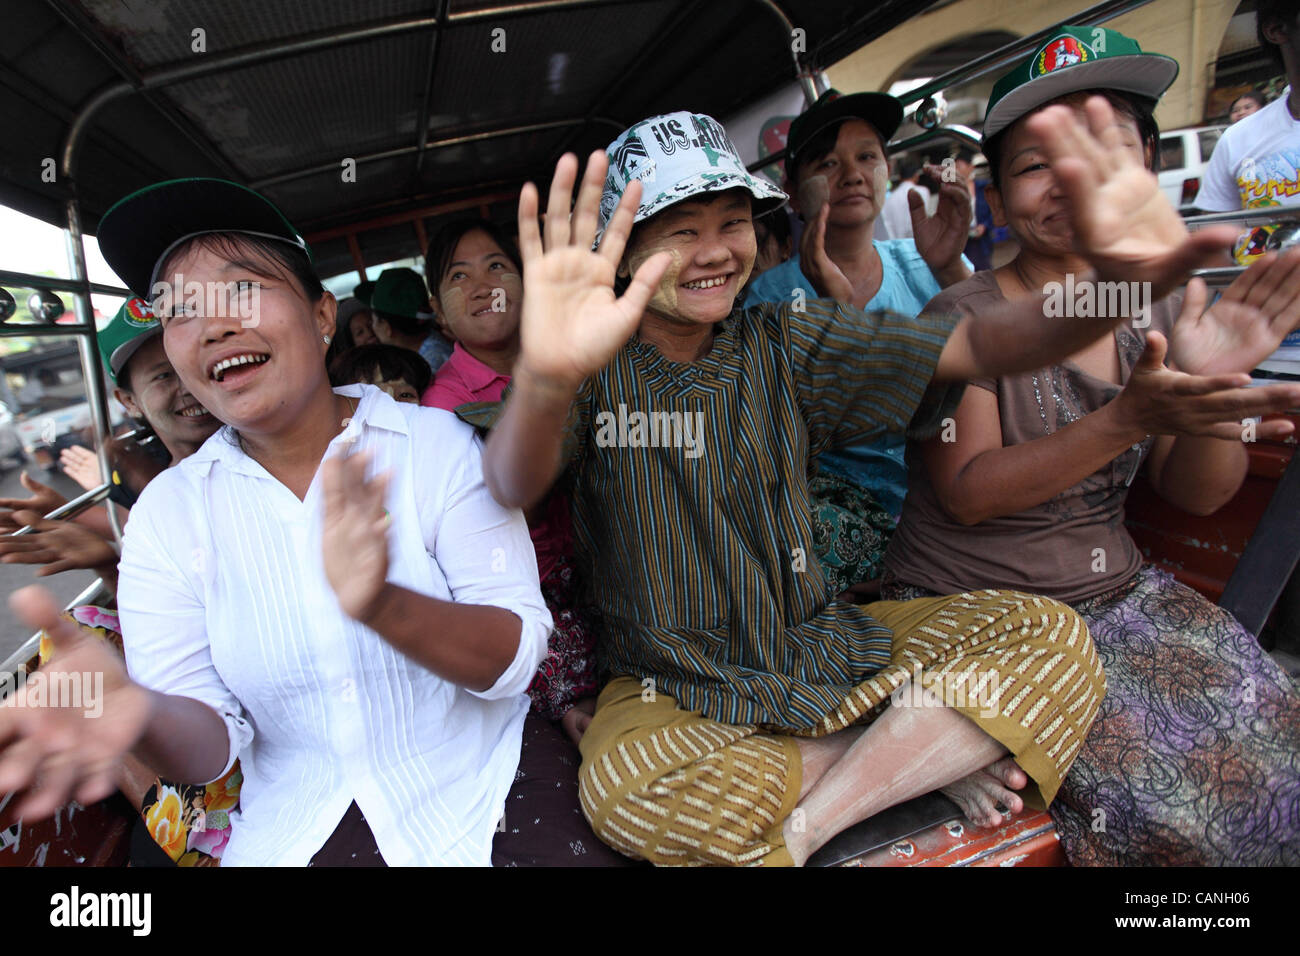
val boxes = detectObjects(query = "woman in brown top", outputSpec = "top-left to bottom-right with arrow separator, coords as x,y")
885,28 -> 1300,864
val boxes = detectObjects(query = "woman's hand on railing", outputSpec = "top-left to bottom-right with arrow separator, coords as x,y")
1170,251 -> 1300,375
1028,96 -> 1241,302
0,472 -> 68,532
0,511 -> 119,576
1,586 -> 153,823
320,447 -> 392,623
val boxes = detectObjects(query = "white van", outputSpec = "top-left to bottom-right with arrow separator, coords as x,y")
1158,125 -> 1227,213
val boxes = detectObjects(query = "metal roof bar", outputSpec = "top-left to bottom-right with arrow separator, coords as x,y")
42,0 -> 245,182
550,0 -> 705,159
249,117 -> 627,191
413,0 -> 452,178
893,0 -> 1159,110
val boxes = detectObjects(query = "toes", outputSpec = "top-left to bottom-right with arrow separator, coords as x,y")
986,756 -> 1028,791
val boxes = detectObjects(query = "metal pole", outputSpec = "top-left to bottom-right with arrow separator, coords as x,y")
754,0 -> 817,105
62,196 -> 123,544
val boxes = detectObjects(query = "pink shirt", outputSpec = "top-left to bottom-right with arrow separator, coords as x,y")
422,342 -> 511,411
421,343 -> 571,583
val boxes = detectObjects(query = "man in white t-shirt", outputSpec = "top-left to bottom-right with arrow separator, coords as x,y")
880,154 -> 936,240
1195,1 -> 1300,263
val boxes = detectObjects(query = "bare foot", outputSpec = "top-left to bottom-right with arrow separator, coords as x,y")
939,756 -> 1028,828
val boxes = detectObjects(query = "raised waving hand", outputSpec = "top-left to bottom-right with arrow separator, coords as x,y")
515,151 -> 672,391
1028,97 -> 1240,300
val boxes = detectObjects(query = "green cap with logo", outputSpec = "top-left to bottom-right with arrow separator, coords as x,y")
98,297 -> 161,386
982,26 -> 1179,142
370,267 -> 433,320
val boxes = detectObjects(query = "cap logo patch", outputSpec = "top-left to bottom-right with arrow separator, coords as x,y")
1033,35 -> 1093,78
123,296 -> 156,327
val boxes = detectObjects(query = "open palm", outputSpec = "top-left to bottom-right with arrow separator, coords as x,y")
516,152 -> 671,390
1027,98 -> 1240,301
1,587 -> 152,821
1171,252 -> 1300,375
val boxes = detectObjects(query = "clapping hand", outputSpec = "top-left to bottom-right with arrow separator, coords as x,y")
1113,331 -> 1300,441
0,472 -> 67,533
910,162 -> 972,282
1170,251 -> 1300,376
0,511 -> 118,575
1,587 -> 151,823
320,448 -> 391,623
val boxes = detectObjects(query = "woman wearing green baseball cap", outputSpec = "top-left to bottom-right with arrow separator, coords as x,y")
883,26 -> 1300,864
480,97 -> 1246,866
2,178 -> 558,867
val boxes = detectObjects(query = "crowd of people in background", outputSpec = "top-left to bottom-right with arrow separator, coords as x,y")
0,3 -> 1298,869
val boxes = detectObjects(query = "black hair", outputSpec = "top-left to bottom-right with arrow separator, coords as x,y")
894,153 -> 923,181
754,205 -> 792,246
373,309 -> 431,338
789,118 -> 889,185
324,299 -> 372,370
1258,0 -> 1297,70
424,218 -> 522,297
157,232 -> 324,304
984,88 -> 1159,190
954,147 -> 978,164
1233,90 -> 1267,111
329,343 -> 432,396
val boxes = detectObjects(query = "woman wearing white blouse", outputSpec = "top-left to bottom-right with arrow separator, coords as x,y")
1,178 -> 561,865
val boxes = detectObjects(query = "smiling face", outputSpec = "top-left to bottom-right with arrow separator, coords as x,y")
434,229 -> 522,350
621,189 -> 756,326
116,334 -> 220,453
791,119 -> 890,227
154,237 -> 335,437
986,93 -> 1148,257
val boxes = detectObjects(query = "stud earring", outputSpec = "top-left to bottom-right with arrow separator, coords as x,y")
323,334 -> 331,344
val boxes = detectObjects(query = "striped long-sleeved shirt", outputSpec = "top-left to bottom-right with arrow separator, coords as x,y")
469,299 -> 962,730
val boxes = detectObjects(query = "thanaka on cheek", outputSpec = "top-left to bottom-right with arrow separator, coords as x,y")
871,166 -> 889,212
500,273 -> 522,301
629,247 -> 684,316
440,286 -> 467,324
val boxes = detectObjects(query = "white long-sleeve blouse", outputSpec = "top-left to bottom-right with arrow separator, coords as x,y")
117,384 -> 551,866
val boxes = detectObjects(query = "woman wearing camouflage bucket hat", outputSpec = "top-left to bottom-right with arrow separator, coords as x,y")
480,100 -> 1244,865
883,25 -> 1300,865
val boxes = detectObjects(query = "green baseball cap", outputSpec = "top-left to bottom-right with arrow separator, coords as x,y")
97,178 -> 312,298
982,26 -> 1179,142
98,297 -> 161,386
370,268 -> 433,320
